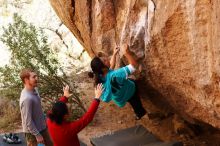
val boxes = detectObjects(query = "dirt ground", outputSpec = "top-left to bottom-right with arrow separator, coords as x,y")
77,73 -> 220,146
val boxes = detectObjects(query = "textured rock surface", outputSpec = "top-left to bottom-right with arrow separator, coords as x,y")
49,0 -> 220,128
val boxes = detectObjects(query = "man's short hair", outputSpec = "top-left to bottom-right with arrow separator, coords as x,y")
20,68 -> 35,83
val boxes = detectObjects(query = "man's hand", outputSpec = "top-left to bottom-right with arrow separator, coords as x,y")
35,134 -> 44,144
63,85 -> 72,98
94,83 -> 104,99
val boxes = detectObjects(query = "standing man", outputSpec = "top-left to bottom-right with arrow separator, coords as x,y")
19,69 -> 53,146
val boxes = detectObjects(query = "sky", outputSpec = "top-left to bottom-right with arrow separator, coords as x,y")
0,4 -> 12,66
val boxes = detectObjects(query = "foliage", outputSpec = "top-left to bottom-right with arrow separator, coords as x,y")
0,13 -> 85,117
0,98 -> 20,131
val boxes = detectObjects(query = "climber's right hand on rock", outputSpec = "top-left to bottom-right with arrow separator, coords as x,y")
121,44 -> 130,56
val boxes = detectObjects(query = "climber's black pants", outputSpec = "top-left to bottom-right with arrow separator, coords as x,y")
127,80 -> 146,119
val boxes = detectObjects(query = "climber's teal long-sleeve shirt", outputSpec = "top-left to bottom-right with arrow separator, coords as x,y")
100,65 -> 136,107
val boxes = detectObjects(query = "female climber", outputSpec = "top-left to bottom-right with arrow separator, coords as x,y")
88,44 -> 146,120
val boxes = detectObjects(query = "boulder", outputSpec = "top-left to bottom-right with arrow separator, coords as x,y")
49,0 -> 220,128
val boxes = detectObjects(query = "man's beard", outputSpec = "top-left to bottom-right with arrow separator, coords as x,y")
29,82 -> 38,88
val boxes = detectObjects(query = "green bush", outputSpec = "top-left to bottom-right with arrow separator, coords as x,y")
0,98 -> 21,131
0,13 -> 86,119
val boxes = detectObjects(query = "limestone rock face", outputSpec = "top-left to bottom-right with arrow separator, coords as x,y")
49,0 -> 220,128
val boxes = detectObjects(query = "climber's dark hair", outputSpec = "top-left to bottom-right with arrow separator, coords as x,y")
88,57 -> 108,85
48,101 -> 68,125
